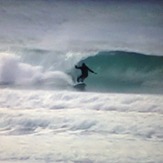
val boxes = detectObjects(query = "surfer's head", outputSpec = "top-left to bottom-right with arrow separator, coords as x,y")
82,63 -> 86,67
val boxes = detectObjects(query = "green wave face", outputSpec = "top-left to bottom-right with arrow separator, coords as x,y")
76,51 -> 163,93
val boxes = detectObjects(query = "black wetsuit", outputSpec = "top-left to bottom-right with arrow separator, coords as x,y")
75,64 -> 95,82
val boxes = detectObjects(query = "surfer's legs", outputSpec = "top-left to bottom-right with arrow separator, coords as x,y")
77,75 -> 86,82
77,76 -> 83,82
77,76 -> 81,82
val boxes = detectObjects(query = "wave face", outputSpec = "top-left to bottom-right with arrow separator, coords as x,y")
75,51 -> 163,93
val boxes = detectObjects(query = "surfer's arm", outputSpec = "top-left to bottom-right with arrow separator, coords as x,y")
75,65 -> 81,69
88,67 -> 97,74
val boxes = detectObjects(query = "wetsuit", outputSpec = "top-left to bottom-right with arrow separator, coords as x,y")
75,64 -> 96,82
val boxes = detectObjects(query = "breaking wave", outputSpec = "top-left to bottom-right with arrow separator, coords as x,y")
0,52 -> 73,89
0,50 -> 163,93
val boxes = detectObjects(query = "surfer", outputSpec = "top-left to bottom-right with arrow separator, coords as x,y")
75,63 -> 97,82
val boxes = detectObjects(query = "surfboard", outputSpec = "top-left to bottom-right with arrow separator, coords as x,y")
73,82 -> 86,90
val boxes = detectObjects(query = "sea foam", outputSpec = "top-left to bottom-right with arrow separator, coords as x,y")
0,89 -> 163,162
0,52 -> 73,87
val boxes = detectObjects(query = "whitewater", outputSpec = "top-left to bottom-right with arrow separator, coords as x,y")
0,0 -> 163,163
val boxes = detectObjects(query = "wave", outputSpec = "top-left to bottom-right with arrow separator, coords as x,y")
0,50 -> 163,93
72,51 -> 163,93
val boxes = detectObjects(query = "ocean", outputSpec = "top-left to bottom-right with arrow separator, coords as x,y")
0,0 -> 163,163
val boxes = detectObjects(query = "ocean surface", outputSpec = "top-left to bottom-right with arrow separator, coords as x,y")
0,0 -> 163,163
